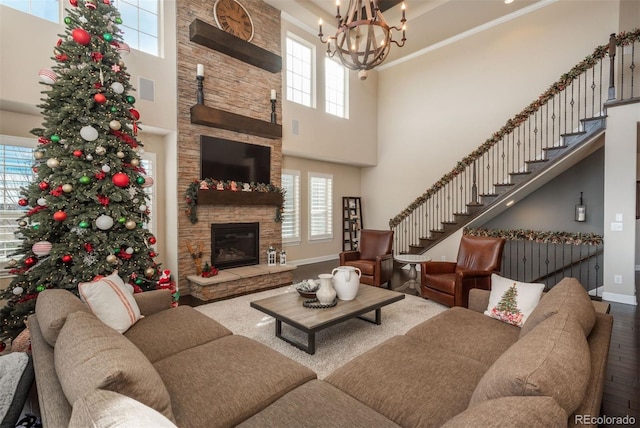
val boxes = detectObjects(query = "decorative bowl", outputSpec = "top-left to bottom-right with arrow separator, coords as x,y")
297,289 -> 317,299
295,280 -> 319,298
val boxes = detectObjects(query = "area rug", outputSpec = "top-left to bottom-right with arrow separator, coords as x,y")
195,285 -> 447,378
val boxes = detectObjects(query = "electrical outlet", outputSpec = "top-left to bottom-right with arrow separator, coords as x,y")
614,275 -> 622,284
441,255 -> 446,261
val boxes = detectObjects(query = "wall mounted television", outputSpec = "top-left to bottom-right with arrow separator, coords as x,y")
200,136 -> 271,184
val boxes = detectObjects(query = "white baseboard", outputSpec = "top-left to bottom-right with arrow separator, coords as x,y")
602,291 -> 637,305
289,254 -> 339,267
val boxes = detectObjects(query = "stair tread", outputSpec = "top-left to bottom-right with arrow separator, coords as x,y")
494,183 -> 515,187
543,145 -> 568,151
510,171 -> 531,176
562,131 -> 586,137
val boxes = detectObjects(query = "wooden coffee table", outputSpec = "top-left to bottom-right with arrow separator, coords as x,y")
250,284 -> 405,355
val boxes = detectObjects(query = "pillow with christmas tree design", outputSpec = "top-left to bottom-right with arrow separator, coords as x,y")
485,274 -> 545,327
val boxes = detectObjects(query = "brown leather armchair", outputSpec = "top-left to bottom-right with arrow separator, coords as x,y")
420,235 -> 505,308
339,229 -> 394,288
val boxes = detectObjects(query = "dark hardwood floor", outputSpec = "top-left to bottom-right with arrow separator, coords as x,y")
184,260 -> 639,424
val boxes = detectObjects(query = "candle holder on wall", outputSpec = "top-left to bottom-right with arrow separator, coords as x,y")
575,192 -> 586,222
196,75 -> 205,105
270,99 -> 276,123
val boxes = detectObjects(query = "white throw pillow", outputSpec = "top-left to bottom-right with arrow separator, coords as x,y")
78,271 -> 142,333
485,274 -> 544,327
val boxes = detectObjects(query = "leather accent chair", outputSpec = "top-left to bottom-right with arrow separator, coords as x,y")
420,235 -> 505,308
339,229 -> 394,288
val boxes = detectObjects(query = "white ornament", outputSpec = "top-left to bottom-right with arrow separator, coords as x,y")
95,214 -> 114,230
101,164 -> 111,173
46,158 -> 60,168
109,120 -> 121,130
32,240 -> 52,256
62,184 -> 73,193
37,198 -> 47,206
111,82 -> 124,94
34,151 -> 44,160
116,151 -> 125,158
95,146 -> 106,155
86,154 -> 93,161
12,287 -> 24,296
106,254 -> 117,264
38,68 -> 57,85
139,204 -> 147,212
130,158 -> 139,167
80,125 -> 99,141
142,176 -> 154,188
125,247 -> 134,254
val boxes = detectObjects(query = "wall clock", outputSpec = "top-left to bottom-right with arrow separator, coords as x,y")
213,0 -> 255,42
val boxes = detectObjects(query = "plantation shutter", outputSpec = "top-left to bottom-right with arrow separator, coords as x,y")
309,173 -> 333,241
281,170 -> 300,243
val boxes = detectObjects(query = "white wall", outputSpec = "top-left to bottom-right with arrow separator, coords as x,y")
364,0 -> 623,233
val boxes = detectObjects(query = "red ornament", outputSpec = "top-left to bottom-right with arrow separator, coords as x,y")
94,93 -> 107,104
24,257 -> 36,267
129,109 -> 140,120
73,150 -> 83,157
149,251 -> 156,258
53,210 -> 67,222
112,172 -> 130,187
148,236 -> 157,245
0,342 -> 5,352
18,198 -> 28,206
71,28 -> 91,45
69,0 -> 78,6
62,255 -> 73,263
104,0 -> 110,4
39,181 -> 49,190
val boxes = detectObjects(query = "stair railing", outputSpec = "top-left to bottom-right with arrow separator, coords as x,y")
390,30 -> 640,256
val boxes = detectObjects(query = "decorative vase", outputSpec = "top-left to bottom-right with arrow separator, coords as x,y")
331,266 -> 361,301
316,273 -> 336,305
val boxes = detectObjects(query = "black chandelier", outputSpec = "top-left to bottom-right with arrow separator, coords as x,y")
318,0 -> 407,80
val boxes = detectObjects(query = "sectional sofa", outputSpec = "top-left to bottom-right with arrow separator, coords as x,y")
29,277 -> 612,427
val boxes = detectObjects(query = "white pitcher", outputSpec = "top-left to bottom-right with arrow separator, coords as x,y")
316,274 -> 336,304
331,266 -> 361,301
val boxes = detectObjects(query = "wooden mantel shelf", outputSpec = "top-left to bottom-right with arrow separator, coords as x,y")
197,190 -> 283,206
189,19 -> 282,73
190,104 -> 282,140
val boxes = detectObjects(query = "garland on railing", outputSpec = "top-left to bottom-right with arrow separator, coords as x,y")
464,227 -> 603,246
184,178 -> 285,224
389,29 -> 640,229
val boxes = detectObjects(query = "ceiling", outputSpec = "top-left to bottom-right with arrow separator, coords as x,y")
264,0 -> 543,65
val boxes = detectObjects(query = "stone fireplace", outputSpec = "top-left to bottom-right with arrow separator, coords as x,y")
211,222 -> 259,269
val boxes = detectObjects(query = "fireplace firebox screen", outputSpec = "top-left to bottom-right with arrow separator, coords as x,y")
211,222 -> 259,269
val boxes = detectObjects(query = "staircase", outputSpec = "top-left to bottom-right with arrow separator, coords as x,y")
389,30 -> 640,255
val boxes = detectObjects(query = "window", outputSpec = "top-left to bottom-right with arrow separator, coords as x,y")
281,170 -> 300,244
0,136 -> 36,267
115,0 -> 160,56
0,0 -> 59,22
309,172 -> 333,241
325,58 -> 348,118
139,152 -> 156,237
286,34 -> 314,107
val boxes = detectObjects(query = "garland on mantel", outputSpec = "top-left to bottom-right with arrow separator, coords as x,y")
389,29 -> 640,229
184,178 -> 285,224
464,228 -> 603,246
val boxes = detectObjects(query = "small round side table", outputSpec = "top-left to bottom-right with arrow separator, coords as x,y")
394,253 -> 431,296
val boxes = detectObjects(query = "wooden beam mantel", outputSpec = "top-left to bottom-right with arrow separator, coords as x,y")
189,19 -> 282,73
190,104 -> 282,139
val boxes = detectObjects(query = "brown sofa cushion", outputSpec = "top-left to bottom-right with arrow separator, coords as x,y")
35,289 -> 89,347
69,389 -> 177,428
520,277 -> 595,338
326,335 -> 488,428
442,396 -> 568,427
470,312 -> 590,415
124,306 -> 232,363
237,380 -> 401,428
54,311 -> 174,421
153,335 -> 316,428
406,307 -> 520,366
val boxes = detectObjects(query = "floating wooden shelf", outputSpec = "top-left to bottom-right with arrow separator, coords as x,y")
197,190 -> 283,206
190,19 -> 282,73
190,104 -> 282,139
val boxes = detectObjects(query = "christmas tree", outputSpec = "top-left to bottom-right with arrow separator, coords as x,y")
490,283 -> 524,326
0,0 -> 162,348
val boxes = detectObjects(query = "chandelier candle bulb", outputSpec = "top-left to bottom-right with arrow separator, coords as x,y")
336,0 -> 340,18
196,64 -> 204,77
270,89 -> 276,100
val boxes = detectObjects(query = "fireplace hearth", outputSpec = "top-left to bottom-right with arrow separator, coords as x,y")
211,222 -> 259,269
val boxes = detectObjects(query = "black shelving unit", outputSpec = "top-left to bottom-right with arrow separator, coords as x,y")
342,197 -> 362,251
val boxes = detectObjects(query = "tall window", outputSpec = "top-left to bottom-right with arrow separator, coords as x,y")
325,58 -> 348,118
0,136 -> 35,268
0,0 -> 59,22
281,170 -> 300,244
114,0 -> 160,56
309,172 -> 333,241
286,34 -> 314,107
